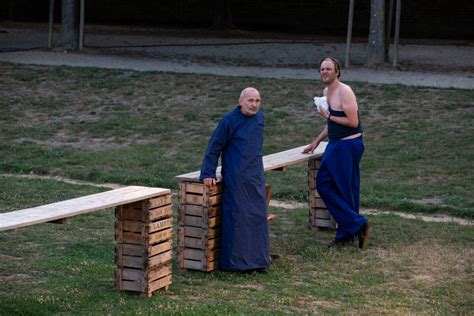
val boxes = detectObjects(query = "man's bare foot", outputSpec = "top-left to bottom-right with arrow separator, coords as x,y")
267,214 -> 277,221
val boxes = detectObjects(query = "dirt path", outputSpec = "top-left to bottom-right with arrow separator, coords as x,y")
1,23 -> 473,89
3,173 -> 472,226
269,200 -> 473,226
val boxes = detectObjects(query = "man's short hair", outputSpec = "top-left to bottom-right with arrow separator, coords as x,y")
319,57 -> 341,78
240,87 -> 259,98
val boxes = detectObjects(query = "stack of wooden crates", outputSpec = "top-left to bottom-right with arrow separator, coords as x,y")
115,191 -> 174,297
308,157 -> 337,230
177,180 -> 223,272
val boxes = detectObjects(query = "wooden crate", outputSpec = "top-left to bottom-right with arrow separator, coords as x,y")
308,158 -> 337,230
115,193 -> 173,297
177,181 -> 223,272
177,225 -> 221,272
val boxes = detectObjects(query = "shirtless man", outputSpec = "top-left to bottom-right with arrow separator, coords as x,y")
303,57 -> 371,249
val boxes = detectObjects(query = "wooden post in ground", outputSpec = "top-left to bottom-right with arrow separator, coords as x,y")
48,0 -> 55,48
393,0 -> 401,68
345,0 -> 355,68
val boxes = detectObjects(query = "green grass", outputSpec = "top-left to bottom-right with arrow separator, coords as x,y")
0,177 -> 472,314
0,62 -> 473,314
1,64 -> 473,218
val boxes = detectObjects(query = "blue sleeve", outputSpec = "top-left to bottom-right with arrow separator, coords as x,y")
199,118 -> 231,180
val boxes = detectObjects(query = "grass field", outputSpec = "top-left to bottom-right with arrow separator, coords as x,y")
0,62 -> 473,314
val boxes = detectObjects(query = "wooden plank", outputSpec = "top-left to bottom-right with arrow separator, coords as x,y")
0,186 -> 170,232
183,237 -> 207,249
183,226 -> 220,239
119,280 -> 145,292
312,218 -> 336,229
310,197 -> 326,209
119,268 -> 146,281
314,209 -> 331,220
183,248 -> 220,261
119,255 -> 144,269
183,205 -> 221,218
148,228 -> 173,245
117,244 -> 145,256
182,259 -> 219,272
121,220 -> 143,233
184,182 -> 206,194
148,264 -> 172,282
121,232 -> 142,245
183,215 -> 221,228
148,194 -> 172,209
117,205 -> 142,221
149,240 -> 172,257
185,193 -> 204,206
183,236 -> 220,249
175,143 -> 327,181
148,218 -> 173,233
149,204 -> 173,222
148,250 -> 172,268
148,274 -> 172,293
182,259 -> 205,270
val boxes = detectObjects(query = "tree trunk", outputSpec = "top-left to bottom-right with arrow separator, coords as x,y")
367,0 -> 386,66
385,0 -> 394,62
61,0 -> 79,50
211,0 -> 235,30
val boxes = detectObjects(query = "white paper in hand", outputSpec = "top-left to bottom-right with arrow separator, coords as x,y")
313,96 -> 329,114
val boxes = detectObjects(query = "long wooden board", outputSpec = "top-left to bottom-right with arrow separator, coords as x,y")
0,186 -> 170,232
175,142 -> 327,182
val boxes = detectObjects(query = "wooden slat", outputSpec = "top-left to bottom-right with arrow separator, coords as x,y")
148,274 -> 172,293
182,205 -> 221,218
182,259 -> 219,272
183,226 -> 220,239
148,218 -> 173,233
148,250 -> 172,268
148,228 -> 173,245
148,264 -> 171,282
148,264 -> 172,282
149,204 -> 173,222
0,186 -> 170,232
149,240 -> 172,257
310,197 -> 327,208
117,244 -> 145,256
312,218 -> 336,229
175,143 -> 327,181
119,268 -> 146,282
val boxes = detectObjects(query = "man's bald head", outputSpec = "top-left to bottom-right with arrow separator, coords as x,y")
239,87 -> 261,116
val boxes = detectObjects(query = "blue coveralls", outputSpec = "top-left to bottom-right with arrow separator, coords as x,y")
200,106 -> 270,271
316,107 -> 367,241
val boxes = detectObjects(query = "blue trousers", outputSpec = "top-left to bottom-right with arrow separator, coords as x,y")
316,137 -> 367,240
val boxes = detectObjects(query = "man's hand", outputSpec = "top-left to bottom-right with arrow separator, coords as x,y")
303,142 -> 318,154
318,106 -> 330,119
203,178 -> 216,188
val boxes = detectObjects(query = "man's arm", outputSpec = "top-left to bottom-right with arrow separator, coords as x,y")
199,119 -> 229,187
303,125 -> 328,153
332,85 -> 359,128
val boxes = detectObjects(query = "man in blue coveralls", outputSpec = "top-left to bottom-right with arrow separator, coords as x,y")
303,57 -> 372,249
200,87 -> 270,274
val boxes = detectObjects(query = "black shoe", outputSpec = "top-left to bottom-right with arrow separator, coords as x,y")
255,267 -> 269,274
238,269 -> 257,276
327,238 -> 352,248
270,254 -> 281,261
356,220 -> 372,250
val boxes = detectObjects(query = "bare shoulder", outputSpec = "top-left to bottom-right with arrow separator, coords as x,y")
339,82 -> 358,110
339,82 -> 355,96
323,87 -> 328,96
